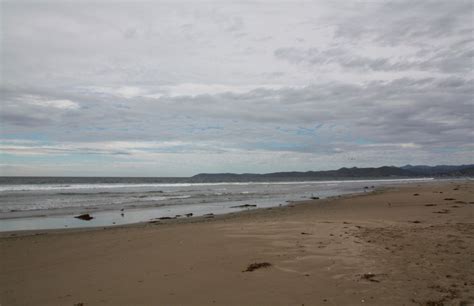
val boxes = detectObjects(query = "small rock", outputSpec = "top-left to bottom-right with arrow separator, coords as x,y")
75,214 -> 93,221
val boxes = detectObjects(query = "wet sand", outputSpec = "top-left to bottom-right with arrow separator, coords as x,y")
1,180 -> 473,305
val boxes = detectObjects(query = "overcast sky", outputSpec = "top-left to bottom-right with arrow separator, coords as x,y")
1,0 -> 473,176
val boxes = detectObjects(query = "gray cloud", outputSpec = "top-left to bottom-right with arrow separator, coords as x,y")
333,1 -> 472,44
2,76 -> 472,148
275,1 -> 473,74
1,0 -> 473,175
274,43 -> 473,74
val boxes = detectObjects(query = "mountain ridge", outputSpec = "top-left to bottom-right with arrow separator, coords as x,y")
192,164 -> 474,181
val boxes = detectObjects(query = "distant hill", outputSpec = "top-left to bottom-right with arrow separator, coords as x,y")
192,164 -> 474,182
401,164 -> 474,175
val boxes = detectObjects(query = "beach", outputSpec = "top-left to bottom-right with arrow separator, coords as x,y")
1,180 -> 473,305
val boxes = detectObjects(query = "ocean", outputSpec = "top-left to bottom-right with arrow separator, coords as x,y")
0,176 -> 434,232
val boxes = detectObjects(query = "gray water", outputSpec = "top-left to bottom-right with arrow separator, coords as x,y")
0,177 -> 433,232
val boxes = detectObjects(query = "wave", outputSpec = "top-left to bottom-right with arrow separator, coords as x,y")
0,194 -> 193,213
0,178 -> 433,192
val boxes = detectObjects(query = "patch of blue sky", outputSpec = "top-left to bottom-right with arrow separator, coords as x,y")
81,127 -> 108,131
114,103 -> 131,109
0,152 -> 111,164
135,145 -> 192,153
276,124 -> 323,137
186,125 -> 224,133
354,138 -> 374,145
275,126 -> 290,133
256,141 -> 307,151
296,127 -> 317,136
431,147 -> 460,154
1,133 -> 49,141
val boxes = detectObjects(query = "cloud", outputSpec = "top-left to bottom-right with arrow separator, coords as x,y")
274,1 -> 473,75
79,83 -> 289,99
274,44 -> 473,74
0,140 -> 204,156
2,76 -> 472,151
1,0 -> 473,176
21,95 -> 80,110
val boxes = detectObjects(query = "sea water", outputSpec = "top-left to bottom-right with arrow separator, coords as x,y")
0,176 -> 433,232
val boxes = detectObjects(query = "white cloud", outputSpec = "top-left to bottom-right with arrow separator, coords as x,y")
79,83 -> 292,99
21,95 -> 79,110
362,143 -> 422,149
155,83 -> 286,97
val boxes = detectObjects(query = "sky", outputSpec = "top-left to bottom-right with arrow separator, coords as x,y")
0,0 -> 473,176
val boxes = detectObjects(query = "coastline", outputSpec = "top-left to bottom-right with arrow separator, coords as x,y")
1,180 -> 473,305
0,179 -> 437,237
0,177 -> 439,233
0,187 -> 370,237
0,188 -> 364,239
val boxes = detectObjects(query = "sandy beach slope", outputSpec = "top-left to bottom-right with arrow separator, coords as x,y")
1,181 -> 473,305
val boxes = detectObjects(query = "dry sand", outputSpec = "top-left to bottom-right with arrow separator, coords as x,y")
1,180 -> 473,305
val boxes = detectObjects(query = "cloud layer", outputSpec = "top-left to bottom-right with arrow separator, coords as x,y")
1,0 -> 473,176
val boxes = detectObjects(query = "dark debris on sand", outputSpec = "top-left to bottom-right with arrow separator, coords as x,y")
360,273 -> 380,282
433,209 -> 450,214
231,204 -> 257,208
158,216 -> 175,220
75,214 -> 93,221
243,262 -> 272,272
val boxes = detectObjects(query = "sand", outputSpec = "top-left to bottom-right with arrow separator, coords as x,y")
1,180 -> 473,305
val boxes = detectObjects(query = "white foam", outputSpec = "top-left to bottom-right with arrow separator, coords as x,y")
0,178 -> 433,192
139,195 -> 191,201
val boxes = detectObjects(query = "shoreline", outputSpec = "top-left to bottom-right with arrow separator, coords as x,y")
1,180 -> 473,305
0,188 -> 370,238
0,178 -> 445,234
0,180 -> 429,237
